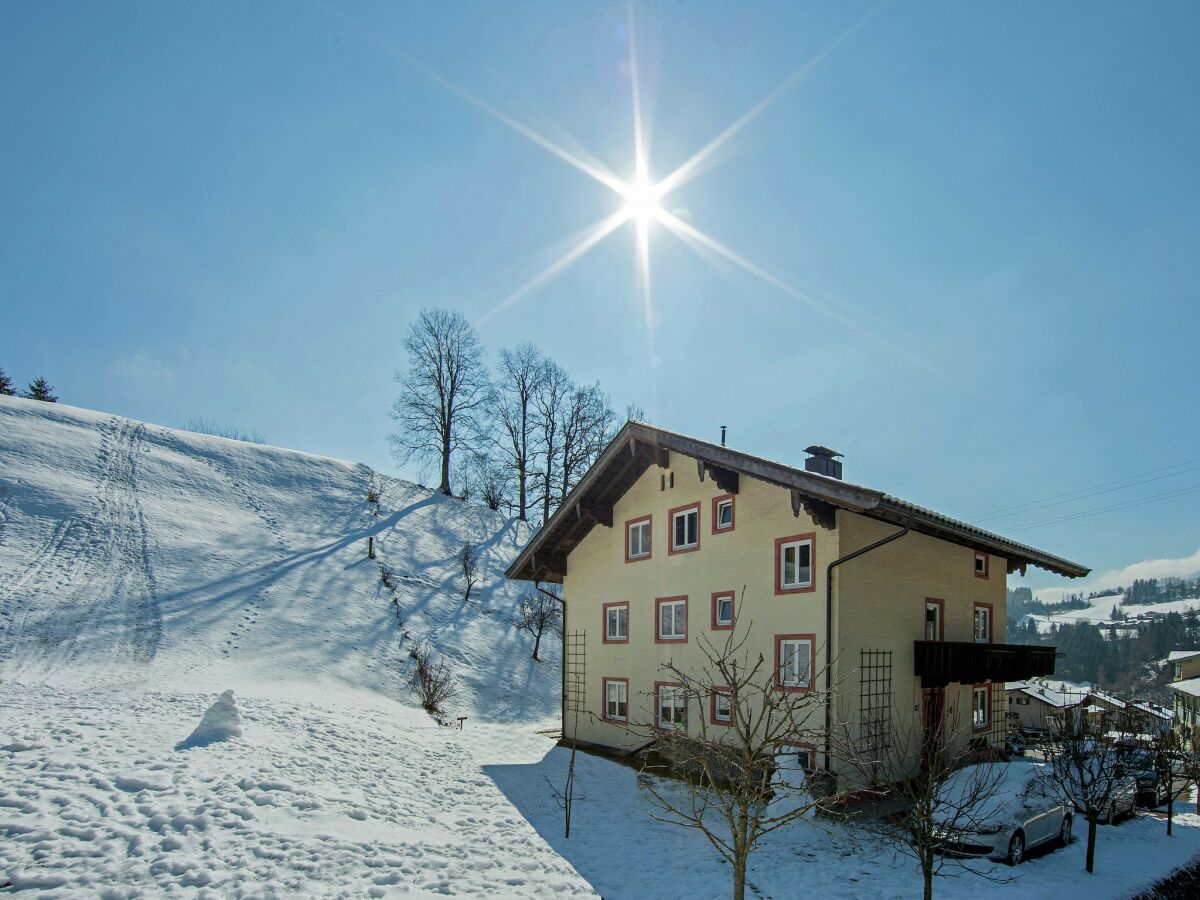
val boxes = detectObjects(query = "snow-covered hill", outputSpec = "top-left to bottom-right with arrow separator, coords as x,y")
1030,596 -> 1200,634
0,394 -> 556,719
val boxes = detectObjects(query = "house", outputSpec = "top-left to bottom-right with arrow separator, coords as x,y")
1005,681 -> 1084,733
1081,690 -> 1175,737
1168,649 -> 1200,683
506,422 -> 1089,780
1170,678 -> 1200,732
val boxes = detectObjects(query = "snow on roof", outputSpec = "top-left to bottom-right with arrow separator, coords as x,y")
1087,690 -> 1127,709
1169,677 -> 1200,698
1133,701 -> 1174,720
1008,682 -> 1082,708
1168,649 -> 1200,663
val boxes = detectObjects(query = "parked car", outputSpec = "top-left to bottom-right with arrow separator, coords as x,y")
934,761 -> 1072,866
1055,751 -> 1138,823
1123,749 -> 1179,808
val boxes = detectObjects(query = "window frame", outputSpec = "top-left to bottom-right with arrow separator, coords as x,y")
711,494 -> 736,534
974,551 -> 990,580
710,688 -> 733,726
973,683 -> 991,731
624,514 -> 653,563
655,595 -> 689,644
602,677 -> 629,722
774,633 -> 816,693
774,533 -> 817,595
668,501 -> 702,555
973,602 -> 993,644
923,597 -> 945,642
711,590 -> 736,630
655,681 -> 688,731
602,601 -> 629,644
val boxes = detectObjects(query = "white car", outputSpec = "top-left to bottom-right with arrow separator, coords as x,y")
934,761 -> 1073,866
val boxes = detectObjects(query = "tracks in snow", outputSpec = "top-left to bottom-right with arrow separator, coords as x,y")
0,417 -> 161,668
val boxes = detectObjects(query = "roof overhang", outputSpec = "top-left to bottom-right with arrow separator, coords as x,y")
505,421 -> 1091,583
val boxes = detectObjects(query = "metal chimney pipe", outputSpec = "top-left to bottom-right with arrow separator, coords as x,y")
720,425 -> 727,447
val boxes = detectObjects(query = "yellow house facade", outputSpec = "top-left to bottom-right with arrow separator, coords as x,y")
507,423 -> 1088,779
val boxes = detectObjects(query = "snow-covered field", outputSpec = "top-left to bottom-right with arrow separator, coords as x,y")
3,395 -> 1199,897
1031,597 -> 1200,633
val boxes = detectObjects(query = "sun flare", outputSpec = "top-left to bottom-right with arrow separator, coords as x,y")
620,174 -> 664,227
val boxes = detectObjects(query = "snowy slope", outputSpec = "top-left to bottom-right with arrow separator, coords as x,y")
0,394 -> 557,720
1032,596 -> 1200,634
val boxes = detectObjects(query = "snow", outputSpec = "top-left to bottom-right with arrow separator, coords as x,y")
177,689 -> 244,749
1033,597 -> 1200,633
933,760 -> 1043,829
3,394 -> 1200,897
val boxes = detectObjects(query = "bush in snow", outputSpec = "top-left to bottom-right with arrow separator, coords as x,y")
515,586 -> 562,661
458,541 -> 480,602
176,689 -> 243,750
410,643 -> 457,715
184,417 -> 265,444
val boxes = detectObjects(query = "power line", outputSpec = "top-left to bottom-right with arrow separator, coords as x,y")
975,462 -> 1200,524
972,456 -> 1200,521
1004,482 -> 1200,532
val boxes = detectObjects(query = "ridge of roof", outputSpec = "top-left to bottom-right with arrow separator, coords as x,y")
506,421 -> 1090,581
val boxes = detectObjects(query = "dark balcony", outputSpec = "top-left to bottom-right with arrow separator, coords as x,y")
914,640 -> 1057,687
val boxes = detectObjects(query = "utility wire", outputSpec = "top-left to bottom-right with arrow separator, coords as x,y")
1004,482 -> 1200,532
975,462 -> 1200,524
972,456 -> 1200,521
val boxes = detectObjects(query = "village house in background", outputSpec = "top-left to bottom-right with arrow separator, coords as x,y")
1168,649 -> 1200,730
507,422 -> 1089,780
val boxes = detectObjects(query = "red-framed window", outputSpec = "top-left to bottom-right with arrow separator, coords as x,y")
711,590 -> 735,630
775,533 -> 816,594
625,514 -> 652,563
710,688 -> 733,726
602,601 -> 629,644
973,602 -> 993,644
655,681 -> 687,730
655,595 -> 688,643
924,597 -> 945,642
711,494 -> 735,534
668,501 -> 701,555
774,633 -> 816,692
972,683 -> 991,731
974,551 -> 989,579
602,677 -> 629,722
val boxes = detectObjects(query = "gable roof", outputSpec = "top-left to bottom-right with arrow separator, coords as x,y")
506,421 -> 1090,583
1168,649 -> 1200,663
1007,682 -> 1083,708
1170,677 -> 1200,699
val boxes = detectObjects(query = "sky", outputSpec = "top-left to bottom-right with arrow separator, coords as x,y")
2,1 -> 1198,595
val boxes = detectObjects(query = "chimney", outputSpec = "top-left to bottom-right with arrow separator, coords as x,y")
720,425 -> 727,447
804,445 -> 843,480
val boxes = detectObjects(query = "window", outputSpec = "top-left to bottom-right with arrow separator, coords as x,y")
656,596 -> 688,642
669,502 -> 700,554
775,635 -> 814,691
973,685 -> 990,730
924,598 -> 943,642
625,515 -> 652,562
777,743 -> 814,772
712,494 -> 735,533
711,591 -> 735,630
603,678 -> 628,721
603,602 -> 628,643
974,604 -> 992,643
657,683 -> 687,729
711,690 -> 732,725
974,551 -> 989,579
775,534 -> 815,593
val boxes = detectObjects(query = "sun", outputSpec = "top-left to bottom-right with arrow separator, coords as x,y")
620,173 -> 664,227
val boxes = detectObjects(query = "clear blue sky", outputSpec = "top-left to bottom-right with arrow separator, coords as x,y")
3,1 -> 1198,593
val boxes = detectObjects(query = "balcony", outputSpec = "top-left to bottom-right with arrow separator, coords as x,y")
914,640 -> 1057,687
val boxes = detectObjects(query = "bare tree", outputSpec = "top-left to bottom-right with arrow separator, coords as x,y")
457,541 -> 480,602
515,585 -> 563,660
469,454 -> 507,511
627,621 -> 839,900
410,642 -> 457,714
490,343 -> 546,520
1143,730 -> 1190,836
1044,709 -> 1135,873
532,358 -> 571,523
390,308 -> 490,496
557,381 -> 616,508
841,692 -> 1014,900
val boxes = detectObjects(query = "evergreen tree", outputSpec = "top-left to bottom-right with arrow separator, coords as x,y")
0,367 -> 14,396
22,377 -> 57,402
